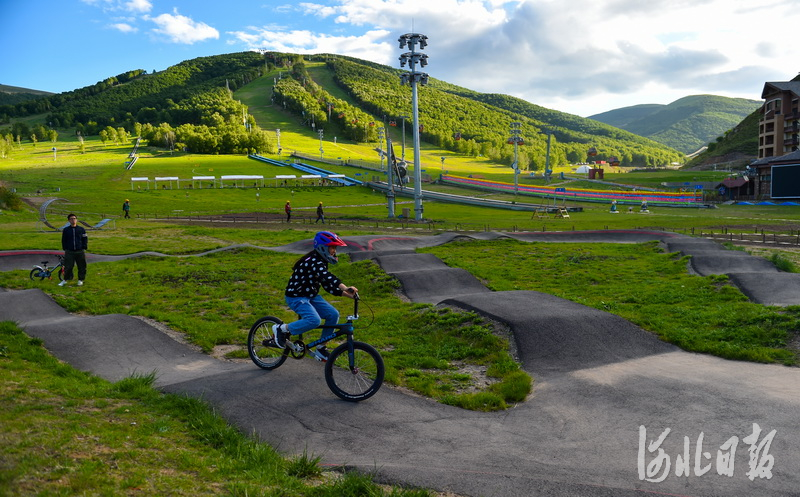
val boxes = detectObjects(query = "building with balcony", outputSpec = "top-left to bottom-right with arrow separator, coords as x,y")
759,81 -> 800,159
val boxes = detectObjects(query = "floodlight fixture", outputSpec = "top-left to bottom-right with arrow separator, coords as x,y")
396,32 -> 429,221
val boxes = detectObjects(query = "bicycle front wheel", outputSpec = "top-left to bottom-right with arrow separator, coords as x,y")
247,317 -> 288,370
325,341 -> 384,401
57,267 -> 65,282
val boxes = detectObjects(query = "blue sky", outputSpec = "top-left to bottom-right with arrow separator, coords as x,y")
3,0 -> 797,117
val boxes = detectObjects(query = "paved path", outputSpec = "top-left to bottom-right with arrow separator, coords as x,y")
2,230 -> 799,497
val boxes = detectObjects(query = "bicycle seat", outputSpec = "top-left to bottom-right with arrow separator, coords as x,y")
40,261 -> 49,266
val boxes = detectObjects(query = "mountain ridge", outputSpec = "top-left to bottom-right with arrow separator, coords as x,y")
589,94 -> 761,154
0,51 -> 747,169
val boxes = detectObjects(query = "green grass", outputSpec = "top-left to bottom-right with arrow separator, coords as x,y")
0,321 -> 433,496
0,246 -> 528,409
3,85 -> 800,496
423,239 -> 799,365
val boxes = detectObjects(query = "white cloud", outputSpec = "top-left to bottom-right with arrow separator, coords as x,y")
124,0 -> 152,13
109,22 -> 138,34
226,0 -> 800,115
146,9 -> 219,44
80,0 -> 150,13
229,27 -> 394,63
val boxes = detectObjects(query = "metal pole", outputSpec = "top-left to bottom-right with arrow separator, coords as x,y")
387,136 -> 395,218
398,33 -> 428,222
545,131 -> 552,183
510,122 -> 521,195
412,81 -> 422,221
401,116 -> 408,161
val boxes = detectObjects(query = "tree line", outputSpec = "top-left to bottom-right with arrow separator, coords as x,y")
267,54 -> 683,169
0,53 -> 275,155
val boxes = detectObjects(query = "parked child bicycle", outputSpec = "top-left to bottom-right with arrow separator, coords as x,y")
272,231 -> 358,360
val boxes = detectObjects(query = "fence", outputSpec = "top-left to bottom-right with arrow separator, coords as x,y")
128,213 -> 800,247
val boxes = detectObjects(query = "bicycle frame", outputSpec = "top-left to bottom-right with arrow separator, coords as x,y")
31,256 -> 65,281
294,296 -> 360,366
247,294 -> 383,401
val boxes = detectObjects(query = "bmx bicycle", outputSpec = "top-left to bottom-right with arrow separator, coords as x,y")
247,294 -> 384,402
30,255 -> 65,282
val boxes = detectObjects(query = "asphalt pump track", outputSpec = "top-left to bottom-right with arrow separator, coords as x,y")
1,230 -> 799,497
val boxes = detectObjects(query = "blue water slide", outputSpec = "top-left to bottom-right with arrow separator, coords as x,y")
248,154 -> 362,185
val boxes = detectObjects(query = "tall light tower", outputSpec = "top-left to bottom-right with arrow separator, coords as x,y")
318,128 -> 324,160
508,122 -> 523,194
399,33 -> 429,222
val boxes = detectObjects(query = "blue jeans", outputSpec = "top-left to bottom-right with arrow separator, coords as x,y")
285,295 -> 340,340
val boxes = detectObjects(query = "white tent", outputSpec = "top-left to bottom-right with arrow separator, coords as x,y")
575,165 -> 592,173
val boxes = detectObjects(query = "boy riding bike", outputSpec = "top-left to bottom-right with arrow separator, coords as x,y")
273,231 -> 358,360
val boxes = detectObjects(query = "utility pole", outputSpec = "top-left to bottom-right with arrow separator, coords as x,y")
508,122 -> 523,194
399,33 -> 429,222
398,115 -> 409,161
540,127 -> 555,184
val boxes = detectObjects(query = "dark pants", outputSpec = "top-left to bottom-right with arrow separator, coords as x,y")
64,250 -> 87,281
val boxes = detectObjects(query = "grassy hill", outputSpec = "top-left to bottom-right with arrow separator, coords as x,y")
1,51 -> 684,169
685,107 -> 761,169
268,54 -> 684,168
589,95 -> 761,155
0,84 -> 54,108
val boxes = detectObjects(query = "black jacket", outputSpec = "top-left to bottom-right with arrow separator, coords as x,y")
285,251 -> 343,298
62,225 -> 88,252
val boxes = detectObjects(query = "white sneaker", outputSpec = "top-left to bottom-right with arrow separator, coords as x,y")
58,280 -> 67,287
272,324 -> 287,348
77,280 -> 84,286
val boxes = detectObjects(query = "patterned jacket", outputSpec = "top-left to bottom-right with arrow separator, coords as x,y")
284,251 -> 343,298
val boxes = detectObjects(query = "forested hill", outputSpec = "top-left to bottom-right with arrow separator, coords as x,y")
0,85 -> 53,107
0,52 -> 277,154
589,95 -> 761,154
295,54 -> 683,169
1,51 -> 684,167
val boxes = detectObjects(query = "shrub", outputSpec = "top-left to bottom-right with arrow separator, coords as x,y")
0,186 -> 24,210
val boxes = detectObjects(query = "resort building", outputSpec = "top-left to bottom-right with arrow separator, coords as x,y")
759,81 -> 800,159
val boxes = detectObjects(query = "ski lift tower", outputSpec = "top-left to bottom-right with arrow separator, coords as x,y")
508,122 -> 523,194
398,33 -> 429,222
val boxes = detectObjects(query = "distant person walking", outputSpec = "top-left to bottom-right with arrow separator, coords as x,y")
315,202 -> 325,224
122,199 -> 131,219
285,201 -> 292,222
59,213 -> 88,287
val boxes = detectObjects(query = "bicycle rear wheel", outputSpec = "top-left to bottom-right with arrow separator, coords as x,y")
247,317 -> 288,370
325,341 -> 384,401
29,268 -> 46,281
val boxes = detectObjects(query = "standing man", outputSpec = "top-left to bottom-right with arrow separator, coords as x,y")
315,201 -> 325,224
285,201 -> 292,222
122,199 -> 131,218
59,213 -> 88,287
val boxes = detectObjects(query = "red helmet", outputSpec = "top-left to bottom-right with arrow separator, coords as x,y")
313,231 -> 346,248
313,231 -> 345,264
